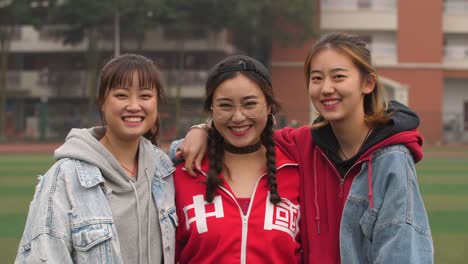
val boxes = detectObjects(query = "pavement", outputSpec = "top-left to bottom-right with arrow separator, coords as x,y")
0,142 -> 62,154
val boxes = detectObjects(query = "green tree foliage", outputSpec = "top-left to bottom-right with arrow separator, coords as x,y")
163,0 -> 317,65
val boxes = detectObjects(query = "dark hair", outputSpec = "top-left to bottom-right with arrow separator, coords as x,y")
304,32 -> 389,128
96,54 -> 165,145
203,55 -> 282,204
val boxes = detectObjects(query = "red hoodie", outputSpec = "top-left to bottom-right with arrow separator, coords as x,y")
274,126 -> 423,264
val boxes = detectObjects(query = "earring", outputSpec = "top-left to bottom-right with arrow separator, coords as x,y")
205,117 -> 213,129
270,113 -> 277,127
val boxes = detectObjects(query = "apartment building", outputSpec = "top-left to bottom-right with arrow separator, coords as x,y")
5,25 -> 232,140
272,0 -> 468,144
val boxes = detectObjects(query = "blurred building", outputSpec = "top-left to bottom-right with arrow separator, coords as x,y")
5,25 -> 232,141
272,0 -> 468,144
5,0 -> 468,144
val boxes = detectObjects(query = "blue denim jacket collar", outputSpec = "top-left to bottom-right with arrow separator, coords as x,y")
75,160 -> 105,188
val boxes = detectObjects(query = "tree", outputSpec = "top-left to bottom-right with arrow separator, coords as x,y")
163,0 -> 318,66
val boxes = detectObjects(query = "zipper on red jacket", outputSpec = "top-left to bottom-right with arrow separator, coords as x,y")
319,151 -> 366,200
319,151 -> 347,200
339,177 -> 345,198
216,162 -> 298,264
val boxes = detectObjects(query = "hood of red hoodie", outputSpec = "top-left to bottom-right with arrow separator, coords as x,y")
358,129 -> 424,163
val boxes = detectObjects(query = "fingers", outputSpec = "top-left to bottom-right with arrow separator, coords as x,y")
175,150 -> 183,159
181,127 -> 209,177
194,144 -> 206,171
184,150 -> 197,176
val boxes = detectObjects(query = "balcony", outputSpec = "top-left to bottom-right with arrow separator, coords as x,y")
443,1 -> 468,33
321,0 -> 396,11
368,43 -> 397,66
5,69 -> 207,99
163,70 -> 207,98
6,70 -> 87,98
321,0 -> 397,31
443,46 -> 468,69
444,0 -> 468,15
10,26 -> 234,53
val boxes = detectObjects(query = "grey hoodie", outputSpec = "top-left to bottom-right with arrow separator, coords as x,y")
54,127 -> 163,264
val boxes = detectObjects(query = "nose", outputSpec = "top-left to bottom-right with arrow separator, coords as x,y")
321,78 -> 335,95
126,95 -> 142,111
231,105 -> 246,121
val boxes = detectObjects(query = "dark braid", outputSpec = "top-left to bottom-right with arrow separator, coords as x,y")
205,126 -> 224,203
261,114 -> 281,204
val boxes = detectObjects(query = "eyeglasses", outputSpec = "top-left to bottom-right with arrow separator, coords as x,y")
211,101 -> 266,120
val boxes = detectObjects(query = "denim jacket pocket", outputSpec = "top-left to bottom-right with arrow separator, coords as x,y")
359,207 -> 379,240
71,222 -> 113,252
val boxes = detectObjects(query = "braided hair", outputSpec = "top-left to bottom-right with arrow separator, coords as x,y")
261,114 -> 281,204
205,123 -> 225,203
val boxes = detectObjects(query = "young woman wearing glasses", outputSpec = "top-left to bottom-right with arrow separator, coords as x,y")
174,55 -> 301,263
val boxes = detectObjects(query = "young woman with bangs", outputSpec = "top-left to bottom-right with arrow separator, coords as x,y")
16,54 -> 176,264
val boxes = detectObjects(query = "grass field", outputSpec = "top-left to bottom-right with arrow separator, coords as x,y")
1,147 -> 467,263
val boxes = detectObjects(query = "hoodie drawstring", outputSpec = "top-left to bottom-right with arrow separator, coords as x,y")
129,180 -> 143,264
144,168 -> 152,264
366,155 -> 374,209
313,147 -> 321,235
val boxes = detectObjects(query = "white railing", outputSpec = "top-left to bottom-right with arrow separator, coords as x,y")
161,70 -> 208,88
6,70 -> 87,97
369,43 -> 396,58
321,0 -> 396,11
444,0 -> 468,15
444,46 -> 468,59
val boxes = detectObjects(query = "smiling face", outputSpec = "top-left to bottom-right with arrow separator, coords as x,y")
101,71 -> 158,143
211,73 -> 271,147
308,48 -> 374,125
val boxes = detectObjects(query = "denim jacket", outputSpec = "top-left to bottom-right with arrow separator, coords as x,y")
15,146 -> 177,264
340,145 -> 433,263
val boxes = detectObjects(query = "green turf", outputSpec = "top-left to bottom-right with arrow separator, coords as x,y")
0,148 -> 467,263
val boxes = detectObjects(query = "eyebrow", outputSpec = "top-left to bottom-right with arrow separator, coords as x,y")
113,86 -> 153,90
215,95 -> 260,102
310,68 -> 349,74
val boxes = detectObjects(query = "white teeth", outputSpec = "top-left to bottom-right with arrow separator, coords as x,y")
123,117 -> 143,122
231,126 -> 249,132
323,100 -> 339,106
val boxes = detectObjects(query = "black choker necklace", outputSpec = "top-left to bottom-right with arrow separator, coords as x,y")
223,141 -> 262,154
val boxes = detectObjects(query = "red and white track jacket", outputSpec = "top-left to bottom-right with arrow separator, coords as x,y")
174,147 -> 301,264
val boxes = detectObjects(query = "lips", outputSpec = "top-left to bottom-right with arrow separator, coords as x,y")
322,99 -> 340,105
122,116 -> 144,124
229,125 -> 252,136
321,99 -> 341,109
